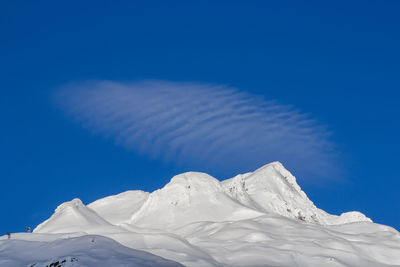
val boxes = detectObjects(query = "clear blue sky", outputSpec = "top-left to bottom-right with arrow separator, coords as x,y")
1,1 -> 399,232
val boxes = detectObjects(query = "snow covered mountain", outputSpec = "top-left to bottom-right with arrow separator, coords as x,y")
1,162 -> 399,267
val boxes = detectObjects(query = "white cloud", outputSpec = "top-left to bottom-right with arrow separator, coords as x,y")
56,80 -> 339,179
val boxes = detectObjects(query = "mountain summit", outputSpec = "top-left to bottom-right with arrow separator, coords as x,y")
1,162 -> 398,267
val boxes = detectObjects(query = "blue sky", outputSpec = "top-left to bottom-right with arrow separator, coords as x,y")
1,1 -> 399,232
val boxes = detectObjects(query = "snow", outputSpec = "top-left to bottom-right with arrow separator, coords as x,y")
2,162 -> 399,266
221,162 -> 372,225
128,172 -> 263,228
34,198 -> 113,233
88,190 -> 149,225
0,234 -> 183,267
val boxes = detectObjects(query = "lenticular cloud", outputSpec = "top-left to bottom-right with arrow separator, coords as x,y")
56,80 -> 337,178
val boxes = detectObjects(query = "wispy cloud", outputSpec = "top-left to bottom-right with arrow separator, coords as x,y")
55,80 -> 339,179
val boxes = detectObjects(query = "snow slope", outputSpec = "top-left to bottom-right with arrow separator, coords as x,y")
88,190 -> 149,225
3,162 -> 399,267
0,233 -> 183,267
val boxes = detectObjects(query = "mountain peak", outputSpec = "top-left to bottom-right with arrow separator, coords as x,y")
34,198 -> 111,233
55,198 -> 85,213
167,171 -> 221,191
251,161 -> 302,193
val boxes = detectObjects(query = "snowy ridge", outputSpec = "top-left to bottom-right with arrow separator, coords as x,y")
2,162 -> 399,267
